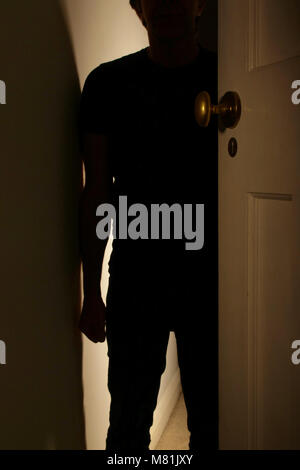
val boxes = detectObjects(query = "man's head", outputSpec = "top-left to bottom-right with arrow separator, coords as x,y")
130,0 -> 207,41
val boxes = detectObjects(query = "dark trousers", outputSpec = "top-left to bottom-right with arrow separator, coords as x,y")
105,273 -> 219,451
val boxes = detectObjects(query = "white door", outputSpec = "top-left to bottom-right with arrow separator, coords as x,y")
218,0 -> 300,449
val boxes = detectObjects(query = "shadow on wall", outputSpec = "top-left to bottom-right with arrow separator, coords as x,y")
0,0 -> 85,449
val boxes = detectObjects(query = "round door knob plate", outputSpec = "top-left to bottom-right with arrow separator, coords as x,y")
195,90 -> 242,129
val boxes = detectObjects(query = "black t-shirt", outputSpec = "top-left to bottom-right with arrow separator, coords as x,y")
78,45 -> 218,303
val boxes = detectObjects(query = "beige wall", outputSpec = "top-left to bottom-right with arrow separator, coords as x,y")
0,0 -> 85,449
61,0 -> 180,450
0,0 -> 214,450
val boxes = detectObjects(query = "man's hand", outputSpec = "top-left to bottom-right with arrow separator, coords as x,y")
79,295 -> 106,343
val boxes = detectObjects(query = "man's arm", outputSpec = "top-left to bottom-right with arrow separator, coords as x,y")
78,132 -> 111,343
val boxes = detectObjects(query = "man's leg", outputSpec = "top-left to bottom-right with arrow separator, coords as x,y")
174,300 -> 219,451
105,314 -> 170,451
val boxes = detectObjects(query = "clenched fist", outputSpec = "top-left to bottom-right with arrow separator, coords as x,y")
79,295 -> 106,343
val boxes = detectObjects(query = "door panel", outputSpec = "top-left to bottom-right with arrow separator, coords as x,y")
248,0 -> 300,69
219,0 -> 300,449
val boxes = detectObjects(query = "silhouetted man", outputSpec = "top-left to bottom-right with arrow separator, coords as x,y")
78,0 -> 218,451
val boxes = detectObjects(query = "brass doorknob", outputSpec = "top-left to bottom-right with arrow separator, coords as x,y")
194,91 -> 241,128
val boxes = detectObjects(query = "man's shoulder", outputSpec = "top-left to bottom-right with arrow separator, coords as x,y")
86,48 -> 147,82
198,45 -> 217,64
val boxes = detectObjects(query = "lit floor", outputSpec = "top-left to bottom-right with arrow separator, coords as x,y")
155,393 -> 190,450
